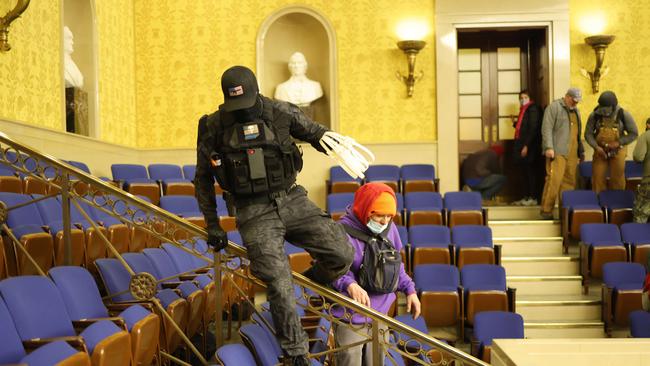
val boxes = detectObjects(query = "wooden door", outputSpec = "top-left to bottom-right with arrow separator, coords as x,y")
457,28 -> 549,199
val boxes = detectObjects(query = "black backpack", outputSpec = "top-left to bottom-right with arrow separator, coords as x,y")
342,224 -> 402,294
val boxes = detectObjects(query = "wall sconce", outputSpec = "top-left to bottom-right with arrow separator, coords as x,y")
396,40 -> 426,97
0,0 -> 30,53
580,34 -> 615,94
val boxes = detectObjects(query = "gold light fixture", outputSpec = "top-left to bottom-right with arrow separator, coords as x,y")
0,0 -> 30,53
396,40 -> 426,97
580,34 -> 615,94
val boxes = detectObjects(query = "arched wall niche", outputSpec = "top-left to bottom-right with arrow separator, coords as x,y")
257,6 -> 338,130
62,0 -> 99,138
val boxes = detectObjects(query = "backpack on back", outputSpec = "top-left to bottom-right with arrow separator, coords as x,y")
342,224 -> 401,294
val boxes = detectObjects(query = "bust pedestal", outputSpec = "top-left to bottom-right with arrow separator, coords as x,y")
65,87 -> 88,135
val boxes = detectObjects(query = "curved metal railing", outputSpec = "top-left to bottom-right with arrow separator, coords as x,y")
0,131 -> 488,366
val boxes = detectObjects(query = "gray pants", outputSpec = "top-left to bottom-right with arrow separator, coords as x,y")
236,185 -> 353,356
634,178 -> 650,223
334,323 -> 387,366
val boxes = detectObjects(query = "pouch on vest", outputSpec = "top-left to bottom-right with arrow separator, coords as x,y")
595,110 -> 624,147
342,224 -> 401,295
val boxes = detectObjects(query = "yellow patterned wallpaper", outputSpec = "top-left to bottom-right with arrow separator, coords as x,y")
570,0 -> 650,131
95,0 -> 137,147
134,0 -> 436,148
0,1 -> 62,130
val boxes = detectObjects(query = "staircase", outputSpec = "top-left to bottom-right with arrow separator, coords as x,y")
489,206 -> 608,338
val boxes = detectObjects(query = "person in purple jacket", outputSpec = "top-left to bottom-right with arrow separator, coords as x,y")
332,182 -> 421,366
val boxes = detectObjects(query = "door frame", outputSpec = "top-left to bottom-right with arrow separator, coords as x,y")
435,1 -> 570,193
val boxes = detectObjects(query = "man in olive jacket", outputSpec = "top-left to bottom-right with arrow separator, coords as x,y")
540,87 -> 585,219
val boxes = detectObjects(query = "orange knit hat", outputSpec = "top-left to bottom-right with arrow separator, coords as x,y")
369,191 -> 397,217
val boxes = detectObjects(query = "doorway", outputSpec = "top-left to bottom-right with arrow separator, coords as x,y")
457,28 -> 549,201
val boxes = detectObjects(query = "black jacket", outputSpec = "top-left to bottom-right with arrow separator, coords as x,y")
513,103 -> 542,162
195,95 -> 328,229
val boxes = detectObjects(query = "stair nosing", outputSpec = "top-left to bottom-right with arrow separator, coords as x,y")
517,299 -> 601,306
488,220 -> 560,225
524,321 -> 604,328
507,275 -> 582,281
494,236 -> 563,242
501,256 -> 578,262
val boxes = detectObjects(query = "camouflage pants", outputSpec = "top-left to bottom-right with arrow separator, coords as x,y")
236,185 -> 353,356
634,178 -> 650,223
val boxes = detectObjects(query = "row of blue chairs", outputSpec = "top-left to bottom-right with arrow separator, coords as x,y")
578,160 -> 643,191
215,309 -> 524,365
327,191 -> 486,227
562,189 -> 636,253
413,263 -> 518,359
601,262 -> 647,335
0,192 -> 172,277
255,224 -> 499,277
96,243 -> 217,356
404,225 -> 500,271
0,270 -> 160,365
328,164 -> 439,194
579,223 -> 650,293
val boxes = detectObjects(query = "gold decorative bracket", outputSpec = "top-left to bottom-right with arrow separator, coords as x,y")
0,0 -> 30,53
580,35 -> 615,94
396,40 -> 426,97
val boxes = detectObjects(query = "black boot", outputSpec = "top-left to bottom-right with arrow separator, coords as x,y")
283,355 -> 310,366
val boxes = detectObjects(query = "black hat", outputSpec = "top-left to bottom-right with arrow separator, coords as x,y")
221,66 -> 259,112
598,90 -> 618,108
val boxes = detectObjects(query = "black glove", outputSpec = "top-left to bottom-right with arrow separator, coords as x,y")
207,225 -> 228,251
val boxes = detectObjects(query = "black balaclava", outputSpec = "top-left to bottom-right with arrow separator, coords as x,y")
233,95 -> 263,123
596,90 -> 618,116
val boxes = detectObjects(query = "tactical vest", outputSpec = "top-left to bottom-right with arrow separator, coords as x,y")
210,104 -> 303,196
595,108 -> 624,147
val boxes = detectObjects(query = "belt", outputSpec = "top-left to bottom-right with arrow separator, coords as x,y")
234,184 -> 298,206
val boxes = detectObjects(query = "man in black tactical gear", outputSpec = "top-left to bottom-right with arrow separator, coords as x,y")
195,65 -> 353,365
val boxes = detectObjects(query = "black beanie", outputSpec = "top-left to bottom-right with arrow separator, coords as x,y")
598,90 -> 618,107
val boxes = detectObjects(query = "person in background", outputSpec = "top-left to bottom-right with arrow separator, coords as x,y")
584,90 -> 637,193
511,90 -> 543,206
632,118 -> 650,223
539,87 -> 585,220
461,145 -> 507,204
332,182 -> 421,366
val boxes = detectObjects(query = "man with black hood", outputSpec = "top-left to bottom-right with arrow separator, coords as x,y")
584,90 -> 638,193
195,65 -> 353,365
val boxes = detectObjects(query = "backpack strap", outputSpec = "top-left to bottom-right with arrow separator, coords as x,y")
341,223 -> 395,249
341,223 -> 373,243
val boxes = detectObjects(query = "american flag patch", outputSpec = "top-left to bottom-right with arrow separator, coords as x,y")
228,85 -> 244,96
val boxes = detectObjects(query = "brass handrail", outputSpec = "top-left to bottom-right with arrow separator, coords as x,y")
0,131 -> 488,366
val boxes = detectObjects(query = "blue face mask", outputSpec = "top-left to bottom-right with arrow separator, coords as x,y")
367,219 -> 388,235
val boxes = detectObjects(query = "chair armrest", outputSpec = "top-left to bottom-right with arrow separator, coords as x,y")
72,317 -> 126,332
23,336 -> 87,352
482,208 -> 488,225
601,284 -> 613,331
161,281 -> 182,289
458,286 -> 465,342
494,244 -> 502,265
448,244 -> 456,265
179,274 -> 198,281
507,287 -> 517,313
106,301 -> 154,312
470,338 -> 481,357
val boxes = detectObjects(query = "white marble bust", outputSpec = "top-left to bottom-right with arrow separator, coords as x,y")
274,52 -> 323,107
64,26 -> 84,89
